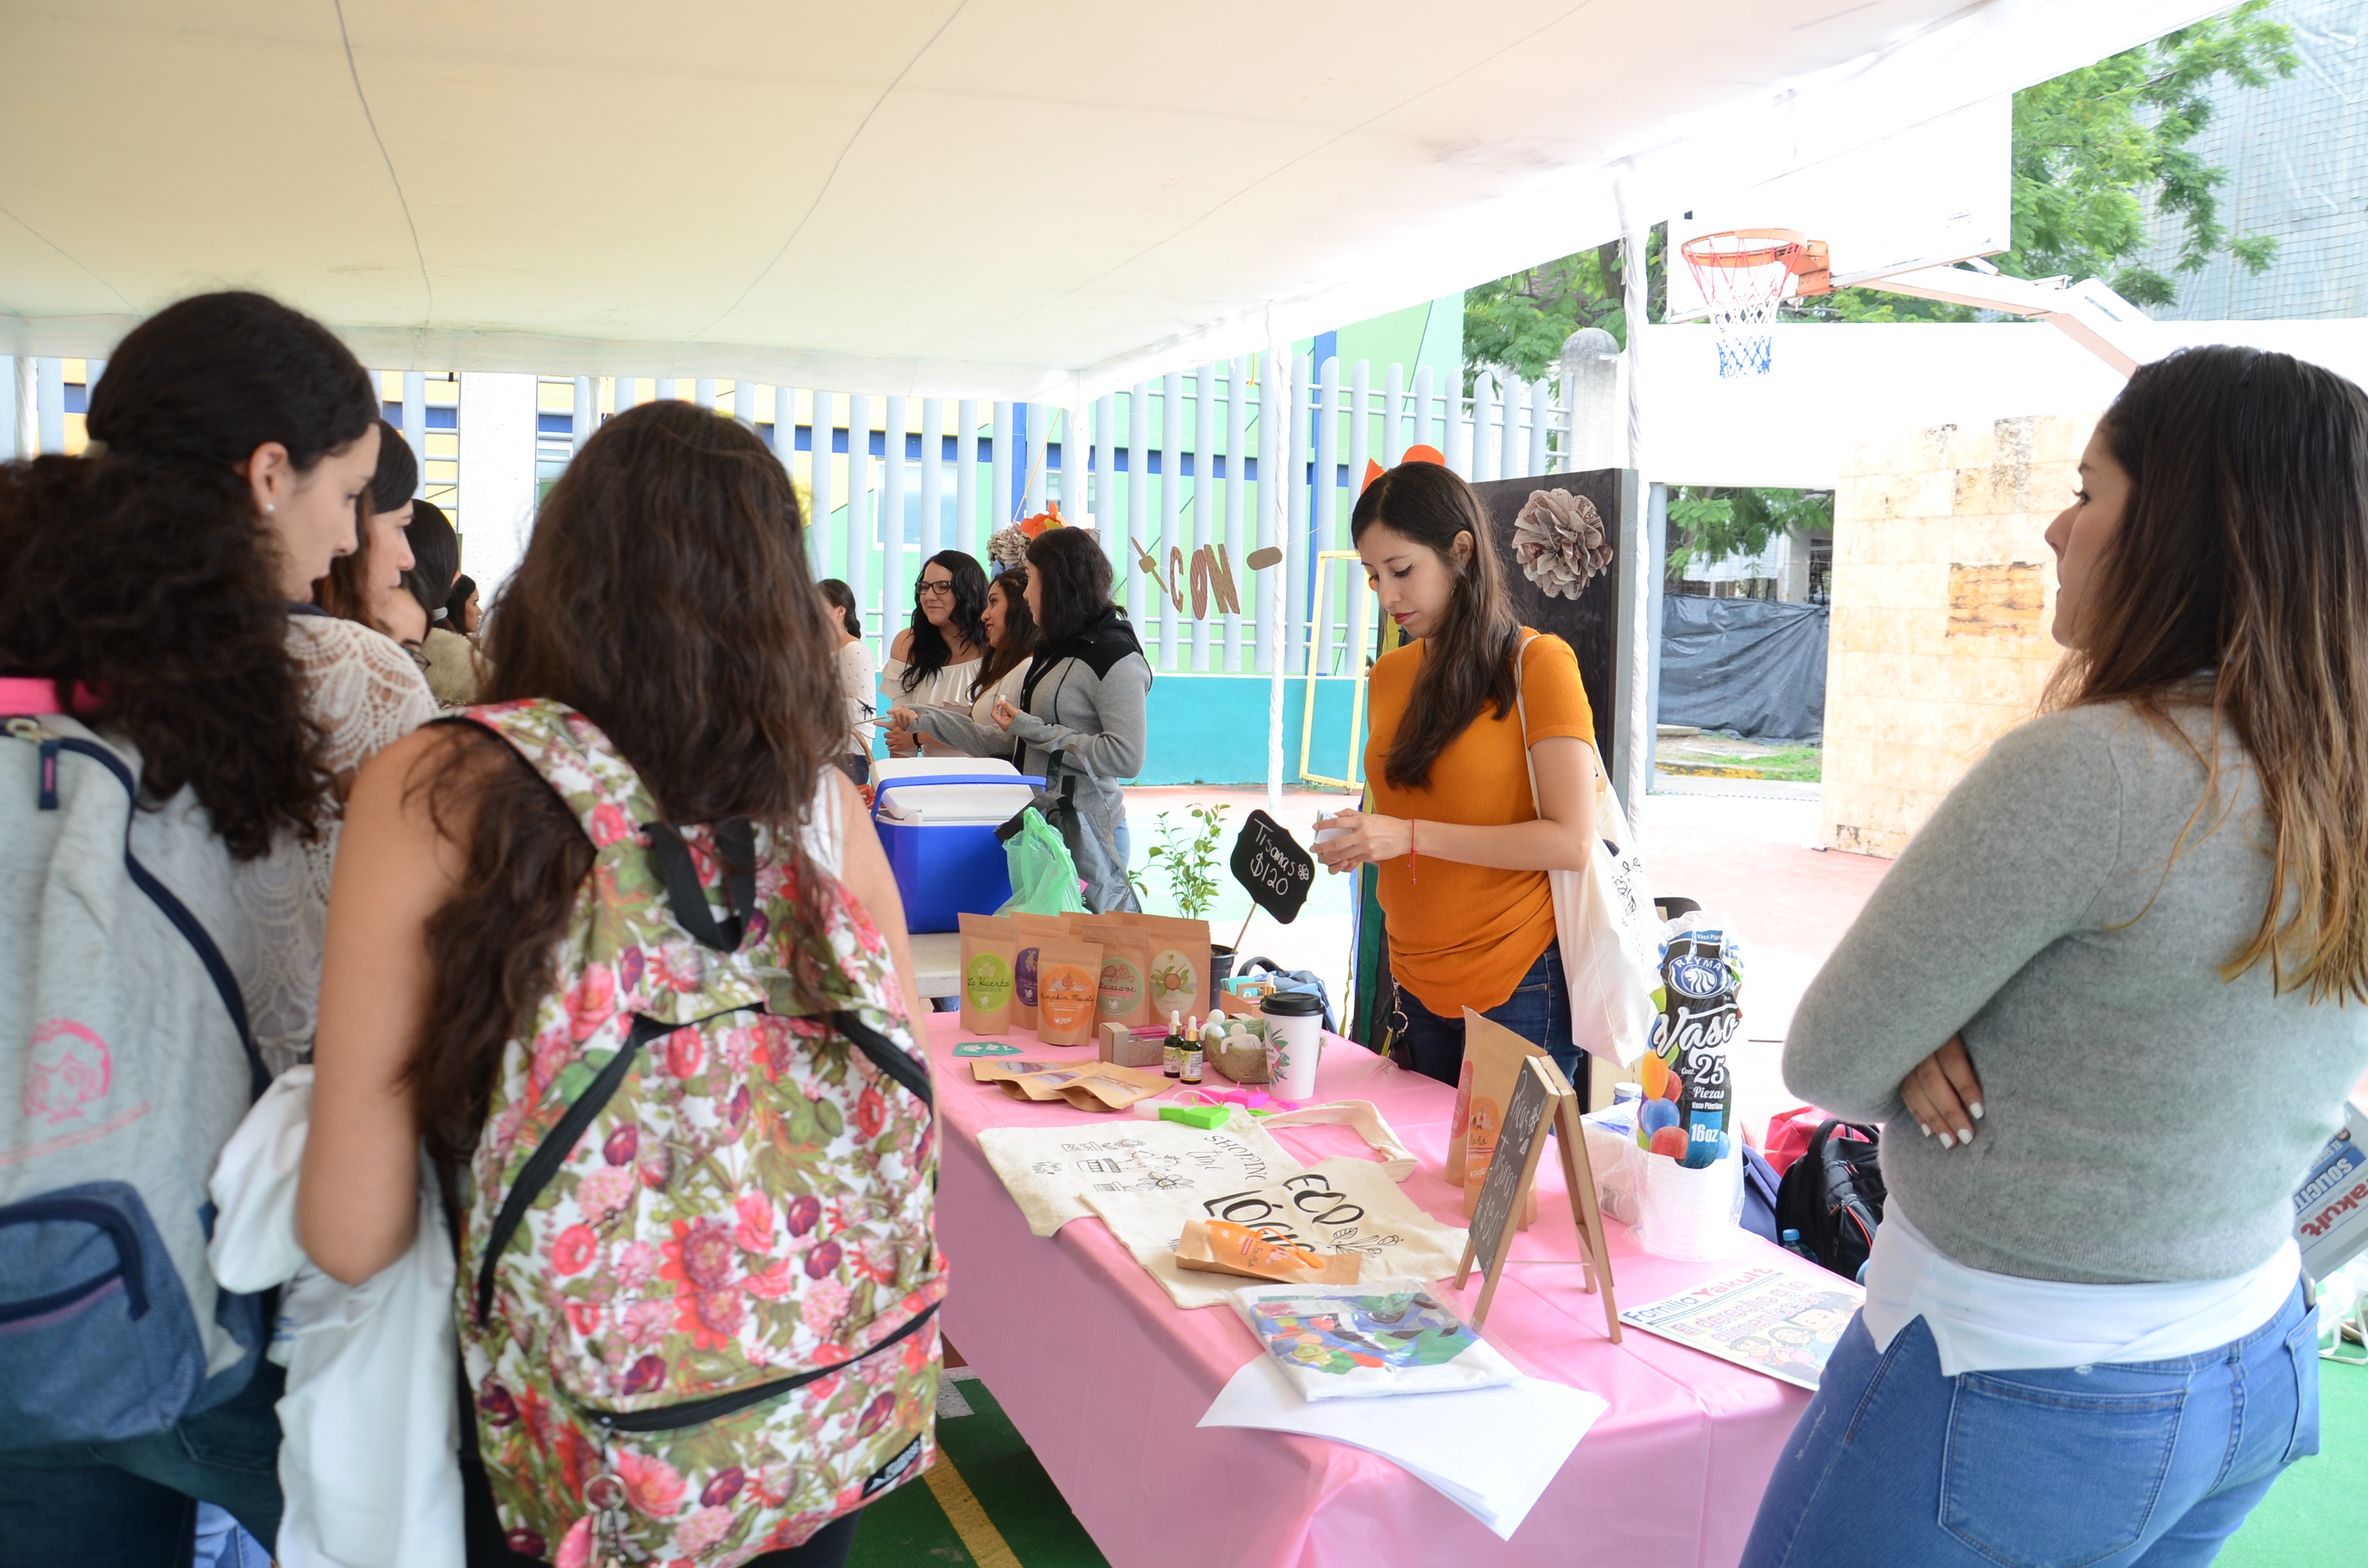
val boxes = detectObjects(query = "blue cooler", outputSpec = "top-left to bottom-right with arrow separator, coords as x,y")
869,760 -> 1044,933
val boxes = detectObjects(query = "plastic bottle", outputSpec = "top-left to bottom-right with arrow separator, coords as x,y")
1163,1011 -> 1185,1079
1780,1228 -> 1818,1264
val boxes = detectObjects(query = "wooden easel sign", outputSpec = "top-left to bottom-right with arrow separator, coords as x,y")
1453,1051 -> 1622,1341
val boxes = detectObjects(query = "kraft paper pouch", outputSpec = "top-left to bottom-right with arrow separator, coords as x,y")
969,1059 -> 1068,1082
1176,1218 -> 1363,1285
1108,913 -> 1212,1024
1008,912 -> 1071,1032
1033,938 -> 1105,1045
1460,1011 -> 1545,1227
958,913 -> 1019,1034
980,1060 -> 1167,1112
1080,920 -> 1155,1030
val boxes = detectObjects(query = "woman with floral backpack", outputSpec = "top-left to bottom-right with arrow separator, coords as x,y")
300,400 -> 943,1567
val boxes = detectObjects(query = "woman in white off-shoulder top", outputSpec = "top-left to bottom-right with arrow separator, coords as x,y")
879,550 -> 987,758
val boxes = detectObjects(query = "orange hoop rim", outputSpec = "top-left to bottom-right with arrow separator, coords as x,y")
1682,227 -> 1815,272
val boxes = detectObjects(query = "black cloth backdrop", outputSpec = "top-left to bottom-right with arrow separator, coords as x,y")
1658,594 -> 1829,742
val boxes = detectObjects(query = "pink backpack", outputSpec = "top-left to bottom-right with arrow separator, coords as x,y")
454,700 -> 942,1565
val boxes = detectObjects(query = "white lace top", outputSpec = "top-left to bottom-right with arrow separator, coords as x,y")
233,615 -> 440,1075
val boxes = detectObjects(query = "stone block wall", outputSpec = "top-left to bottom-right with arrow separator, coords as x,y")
1821,411 -> 2098,857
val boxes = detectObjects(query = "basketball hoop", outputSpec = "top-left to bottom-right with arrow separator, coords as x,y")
1680,229 -> 1832,378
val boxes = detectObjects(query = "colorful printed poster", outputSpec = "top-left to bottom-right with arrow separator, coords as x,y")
1618,1264 -> 1862,1390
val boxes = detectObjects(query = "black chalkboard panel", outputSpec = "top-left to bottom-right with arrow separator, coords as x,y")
1463,1056 -> 1558,1321
1451,1018 -> 1624,1339
1465,468 -> 1625,756
1230,809 -> 1314,924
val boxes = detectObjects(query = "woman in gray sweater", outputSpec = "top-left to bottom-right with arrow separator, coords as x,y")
907,528 -> 1149,911
1745,347 -> 2368,1567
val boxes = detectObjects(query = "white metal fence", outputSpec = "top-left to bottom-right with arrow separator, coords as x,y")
4,347 -> 1618,679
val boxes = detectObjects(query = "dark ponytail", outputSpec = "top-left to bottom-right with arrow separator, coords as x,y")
0,290 -> 379,858
818,578 -> 864,640
1350,462 -> 1519,790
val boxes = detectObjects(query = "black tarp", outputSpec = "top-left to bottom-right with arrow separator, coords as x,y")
1658,594 -> 1829,741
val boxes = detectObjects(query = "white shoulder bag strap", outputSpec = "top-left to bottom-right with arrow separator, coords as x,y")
1512,634 -> 1660,1069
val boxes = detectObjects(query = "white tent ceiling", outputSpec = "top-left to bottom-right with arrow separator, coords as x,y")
1,0 -> 2224,399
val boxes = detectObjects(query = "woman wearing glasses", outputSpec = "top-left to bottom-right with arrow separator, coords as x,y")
880,550 -> 987,758
878,566 -> 1037,767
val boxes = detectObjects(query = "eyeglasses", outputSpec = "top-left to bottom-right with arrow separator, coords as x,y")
916,579 -> 956,598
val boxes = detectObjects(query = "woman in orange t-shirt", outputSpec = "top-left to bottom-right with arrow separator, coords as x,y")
1315,461 -> 1600,1089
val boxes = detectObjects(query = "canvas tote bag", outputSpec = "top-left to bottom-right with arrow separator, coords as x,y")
1513,635 -> 1659,1068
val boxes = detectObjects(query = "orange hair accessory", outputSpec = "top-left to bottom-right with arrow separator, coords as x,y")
1361,444 -> 1448,492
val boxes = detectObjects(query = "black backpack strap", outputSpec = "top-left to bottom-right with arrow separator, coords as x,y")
47,735 -> 268,1102
832,1011 -> 932,1111
643,817 -> 757,953
476,1014 -> 675,1323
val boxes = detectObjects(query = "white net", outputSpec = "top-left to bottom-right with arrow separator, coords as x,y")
1682,230 -> 1808,379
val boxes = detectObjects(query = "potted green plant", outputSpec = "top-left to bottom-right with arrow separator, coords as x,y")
1147,803 -> 1236,1004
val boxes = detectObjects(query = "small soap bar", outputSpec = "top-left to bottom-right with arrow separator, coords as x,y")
1157,1104 -> 1232,1131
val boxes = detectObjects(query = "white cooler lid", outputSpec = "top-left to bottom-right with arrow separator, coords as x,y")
873,756 -> 1035,824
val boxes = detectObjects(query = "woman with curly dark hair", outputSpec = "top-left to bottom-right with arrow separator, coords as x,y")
880,566 -> 1035,767
0,289 -> 386,1564
880,549 -> 986,758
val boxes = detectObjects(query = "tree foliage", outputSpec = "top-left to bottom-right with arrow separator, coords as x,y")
2000,0 -> 2294,307
1666,487 -> 1832,579
1461,232 -> 1662,384
1465,1 -> 2298,357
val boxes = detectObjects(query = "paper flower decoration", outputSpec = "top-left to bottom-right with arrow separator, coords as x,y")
987,525 -> 1030,567
1019,500 -> 1065,538
1511,488 -> 1612,600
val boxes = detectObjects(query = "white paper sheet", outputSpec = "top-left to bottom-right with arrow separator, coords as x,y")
1198,1355 -> 1607,1540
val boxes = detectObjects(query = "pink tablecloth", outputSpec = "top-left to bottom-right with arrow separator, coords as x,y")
927,1016 -> 1807,1568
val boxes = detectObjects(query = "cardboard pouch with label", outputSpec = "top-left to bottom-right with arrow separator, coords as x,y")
1079,920 -> 1155,1030
1032,938 -> 1105,1045
1008,912 -> 1071,1031
957,912 -> 1020,1034
1107,913 -> 1213,1027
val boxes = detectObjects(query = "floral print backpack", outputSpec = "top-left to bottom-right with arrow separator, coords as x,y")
453,701 -> 943,1567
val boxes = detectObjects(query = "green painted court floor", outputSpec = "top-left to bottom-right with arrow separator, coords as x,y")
851,1355 -> 2365,1567
848,1368 -> 1110,1568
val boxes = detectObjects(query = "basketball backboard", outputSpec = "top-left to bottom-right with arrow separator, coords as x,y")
1665,95 -> 2010,322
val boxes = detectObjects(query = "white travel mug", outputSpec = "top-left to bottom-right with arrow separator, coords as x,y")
1262,990 -> 1325,1101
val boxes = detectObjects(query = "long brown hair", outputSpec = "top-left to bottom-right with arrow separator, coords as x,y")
0,291 -> 377,859
976,568 -> 1035,697
1351,462 -> 1519,790
407,399 -> 844,1170
2054,345 -> 2368,1001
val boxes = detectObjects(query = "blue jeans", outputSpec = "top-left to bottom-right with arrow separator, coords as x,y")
0,1359 -> 284,1568
1741,1285 -> 2319,1568
1391,944 -> 1582,1093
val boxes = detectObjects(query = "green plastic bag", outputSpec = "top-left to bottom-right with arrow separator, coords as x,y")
998,807 -> 1089,916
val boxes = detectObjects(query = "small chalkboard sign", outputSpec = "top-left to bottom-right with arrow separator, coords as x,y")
1454,1044 -> 1622,1340
1230,810 -> 1314,924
